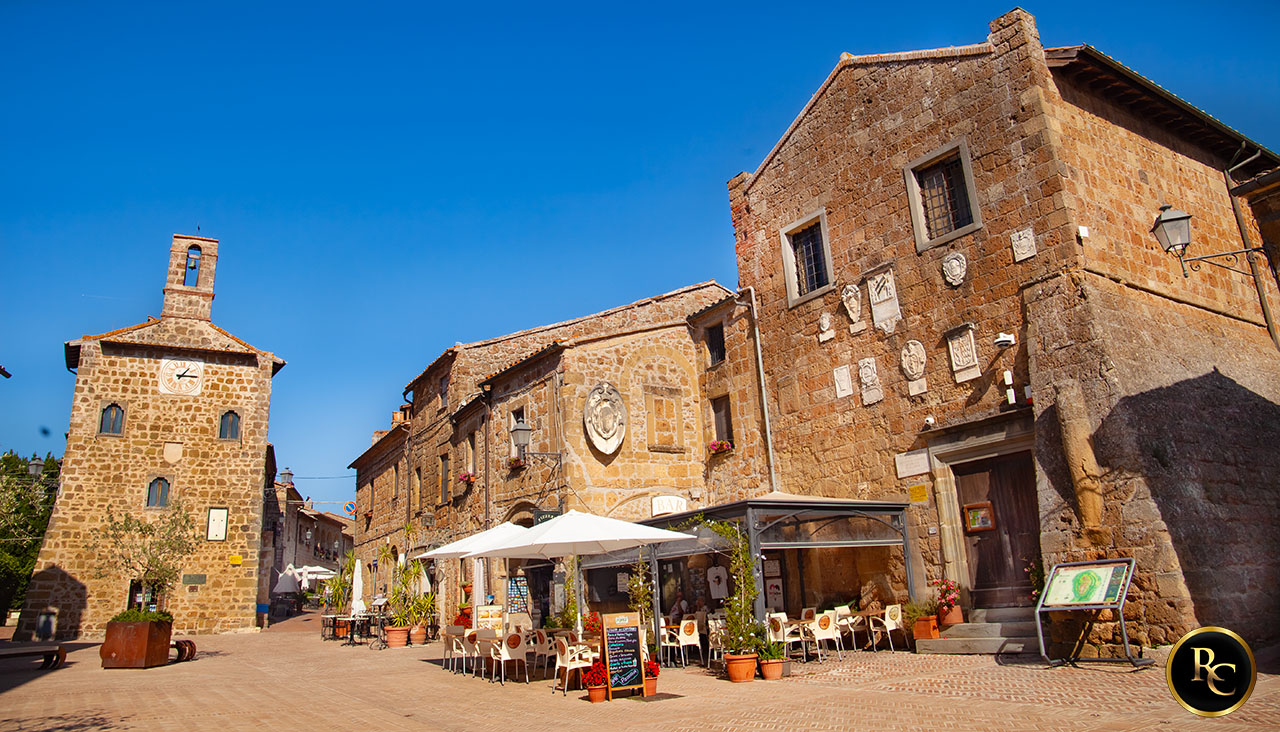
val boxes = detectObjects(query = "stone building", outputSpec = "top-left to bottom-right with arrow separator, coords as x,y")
726,8 -> 1280,654
261,473 -> 354,590
349,282 -> 773,621
16,235 -> 285,639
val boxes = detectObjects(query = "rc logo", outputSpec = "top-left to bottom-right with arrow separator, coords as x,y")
1167,627 -> 1256,717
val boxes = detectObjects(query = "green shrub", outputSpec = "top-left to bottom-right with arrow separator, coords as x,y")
109,608 -> 174,623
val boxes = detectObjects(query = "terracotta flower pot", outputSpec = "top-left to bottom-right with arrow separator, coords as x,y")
938,605 -> 963,629
759,658 -> 784,680
100,620 -> 172,669
587,685 -> 608,703
644,677 -> 658,696
913,616 -> 940,640
409,625 -> 427,645
335,619 -> 350,638
386,626 -> 410,648
724,653 -> 758,683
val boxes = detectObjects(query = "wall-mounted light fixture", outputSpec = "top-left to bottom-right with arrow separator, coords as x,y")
1153,204 -> 1262,278
510,417 -> 563,467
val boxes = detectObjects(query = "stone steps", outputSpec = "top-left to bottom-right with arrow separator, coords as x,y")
915,607 -> 1041,656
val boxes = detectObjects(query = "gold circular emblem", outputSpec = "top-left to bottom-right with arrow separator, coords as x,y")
1166,626 -> 1256,717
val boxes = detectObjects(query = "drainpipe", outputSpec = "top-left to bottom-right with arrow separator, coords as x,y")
736,287 -> 779,493
1224,148 -> 1280,352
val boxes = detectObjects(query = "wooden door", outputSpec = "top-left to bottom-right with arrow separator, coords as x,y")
952,451 -> 1040,608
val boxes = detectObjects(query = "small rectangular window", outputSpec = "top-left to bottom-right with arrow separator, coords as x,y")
790,224 -> 828,297
218,410 -> 240,440
393,463 -> 400,498
412,468 -> 421,511
711,396 -> 734,444
147,478 -> 170,507
467,432 -> 477,473
439,454 -> 450,503
904,138 -> 983,252
706,324 -> 726,366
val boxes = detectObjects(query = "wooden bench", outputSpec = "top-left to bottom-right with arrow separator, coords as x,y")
170,639 -> 196,662
0,644 -> 67,669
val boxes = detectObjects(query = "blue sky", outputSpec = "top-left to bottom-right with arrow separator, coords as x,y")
3,1 -> 1278,511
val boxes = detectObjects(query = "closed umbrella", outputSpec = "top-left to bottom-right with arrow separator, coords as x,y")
463,510 -> 694,633
352,559 -> 366,615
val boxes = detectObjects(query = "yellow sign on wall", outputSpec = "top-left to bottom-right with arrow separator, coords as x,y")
908,484 -> 929,504
228,555 -> 243,566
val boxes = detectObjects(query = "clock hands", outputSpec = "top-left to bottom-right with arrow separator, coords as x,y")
175,369 -> 193,379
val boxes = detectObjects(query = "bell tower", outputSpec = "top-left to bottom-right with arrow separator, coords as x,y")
161,234 -> 219,320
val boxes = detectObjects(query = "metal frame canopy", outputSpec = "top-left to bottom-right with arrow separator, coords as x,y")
582,491 -> 913,622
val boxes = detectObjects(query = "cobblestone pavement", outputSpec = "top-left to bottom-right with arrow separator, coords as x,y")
0,631 -> 1275,732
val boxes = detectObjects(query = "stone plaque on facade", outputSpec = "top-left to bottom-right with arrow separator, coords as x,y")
941,251 -> 967,286
900,340 -> 928,395
866,269 -> 901,334
1011,226 -> 1037,262
895,448 -> 930,478
833,364 -> 853,398
818,312 -> 835,343
163,441 -> 183,464
841,284 -> 866,333
584,382 -> 627,454
946,326 -> 981,383
651,495 -> 688,517
857,357 -> 883,405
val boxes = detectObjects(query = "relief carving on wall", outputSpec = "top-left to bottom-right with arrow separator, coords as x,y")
818,312 -> 835,343
941,252 -> 967,287
841,284 -> 866,333
900,340 -> 928,396
1011,226 -> 1037,262
866,269 -> 902,334
584,382 -> 627,454
946,325 -> 981,383
858,357 -> 883,406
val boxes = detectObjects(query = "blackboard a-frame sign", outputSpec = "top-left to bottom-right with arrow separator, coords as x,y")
602,612 -> 646,700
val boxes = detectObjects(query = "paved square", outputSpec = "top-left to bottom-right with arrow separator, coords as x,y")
1,625 -> 1275,731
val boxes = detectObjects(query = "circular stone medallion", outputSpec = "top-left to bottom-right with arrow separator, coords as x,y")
584,382 -> 627,454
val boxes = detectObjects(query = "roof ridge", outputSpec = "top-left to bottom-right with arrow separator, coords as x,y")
79,316 -> 159,341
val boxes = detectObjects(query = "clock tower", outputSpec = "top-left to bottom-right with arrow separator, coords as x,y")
15,235 -> 285,640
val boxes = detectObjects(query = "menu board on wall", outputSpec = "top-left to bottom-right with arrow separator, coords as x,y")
507,576 -> 530,615
474,604 -> 503,631
602,612 -> 645,700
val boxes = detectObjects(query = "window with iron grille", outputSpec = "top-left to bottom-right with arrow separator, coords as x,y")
706,324 -> 726,366
904,139 -> 982,252
916,155 -> 973,239
789,223 -> 829,296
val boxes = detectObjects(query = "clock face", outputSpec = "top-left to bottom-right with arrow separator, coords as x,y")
158,358 -> 204,395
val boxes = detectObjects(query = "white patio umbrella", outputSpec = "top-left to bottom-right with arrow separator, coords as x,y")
415,521 -> 529,559
297,565 -> 337,579
462,510 -> 694,633
272,563 -> 300,594
351,558 -> 366,615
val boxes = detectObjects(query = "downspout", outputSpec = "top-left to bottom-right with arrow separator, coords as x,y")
1224,147 -> 1280,352
736,287 -> 779,492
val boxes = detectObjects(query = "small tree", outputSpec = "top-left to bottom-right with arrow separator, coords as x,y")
626,559 -> 654,634
92,501 -> 198,613
681,515 -> 762,654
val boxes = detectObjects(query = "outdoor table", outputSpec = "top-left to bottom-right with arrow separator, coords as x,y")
321,614 -> 339,641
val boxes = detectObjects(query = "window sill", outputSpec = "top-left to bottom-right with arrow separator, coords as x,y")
785,282 -> 835,310
706,358 -> 726,371
914,221 -> 982,254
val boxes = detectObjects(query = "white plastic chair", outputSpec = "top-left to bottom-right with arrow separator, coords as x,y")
677,618 -> 702,666
834,605 -> 865,650
767,612 -> 807,661
528,630 -> 553,677
461,630 -> 479,675
868,604 -> 904,652
473,629 -> 499,679
806,610 -> 843,661
443,624 -> 464,672
707,617 -> 725,667
553,637 -> 593,695
490,631 -> 530,684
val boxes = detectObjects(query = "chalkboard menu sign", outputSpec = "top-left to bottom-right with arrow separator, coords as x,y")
602,612 -> 645,699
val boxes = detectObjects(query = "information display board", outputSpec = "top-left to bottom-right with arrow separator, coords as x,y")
1042,561 -> 1129,607
602,612 -> 645,700
507,576 -> 530,615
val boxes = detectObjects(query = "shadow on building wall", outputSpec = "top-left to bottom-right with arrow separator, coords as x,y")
1093,368 -> 1280,647
14,565 -> 87,642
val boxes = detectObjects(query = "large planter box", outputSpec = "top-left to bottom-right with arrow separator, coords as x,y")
100,620 -> 172,669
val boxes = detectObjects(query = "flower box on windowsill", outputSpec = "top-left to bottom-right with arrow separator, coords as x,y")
457,471 -> 477,486
506,457 -> 526,470
708,440 -> 734,456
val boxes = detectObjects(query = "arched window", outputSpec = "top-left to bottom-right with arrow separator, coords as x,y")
147,478 -> 170,507
100,403 -> 124,434
184,246 -> 202,287
219,410 -> 240,439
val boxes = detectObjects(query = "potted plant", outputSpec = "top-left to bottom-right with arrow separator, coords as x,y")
410,591 -> 436,645
643,659 -> 660,695
582,659 -> 609,702
904,599 -> 940,645
932,578 -> 963,628
683,515 -> 761,682
708,440 -> 734,455
92,502 -> 197,668
757,640 -> 785,680
506,456 -> 526,470
457,471 -> 477,486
